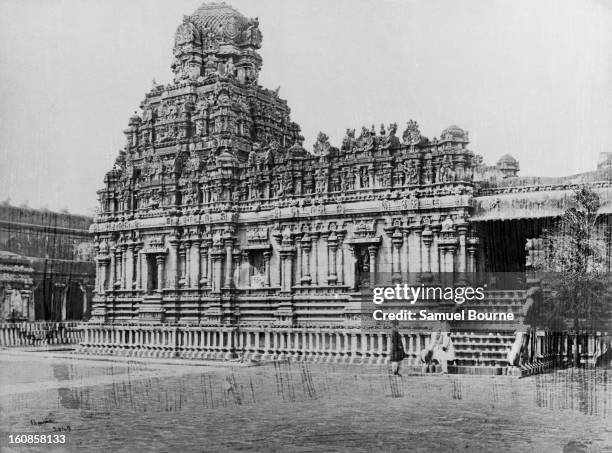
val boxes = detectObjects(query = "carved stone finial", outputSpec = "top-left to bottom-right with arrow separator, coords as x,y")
402,120 -> 421,146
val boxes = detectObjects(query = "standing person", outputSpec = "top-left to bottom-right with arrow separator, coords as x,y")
389,322 -> 405,376
433,322 -> 456,374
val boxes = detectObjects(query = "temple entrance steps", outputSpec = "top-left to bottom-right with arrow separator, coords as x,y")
450,331 -> 515,368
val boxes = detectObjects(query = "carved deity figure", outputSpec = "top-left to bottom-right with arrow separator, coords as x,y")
403,119 -> 421,146
244,18 -> 263,47
313,132 -> 331,156
342,128 -> 356,151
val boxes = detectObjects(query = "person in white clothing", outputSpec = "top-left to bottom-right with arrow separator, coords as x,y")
432,323 -> 455,373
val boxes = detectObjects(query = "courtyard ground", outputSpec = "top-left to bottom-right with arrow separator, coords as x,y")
0,349 -> 611,452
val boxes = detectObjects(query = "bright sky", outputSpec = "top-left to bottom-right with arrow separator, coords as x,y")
1,0 -> 611,215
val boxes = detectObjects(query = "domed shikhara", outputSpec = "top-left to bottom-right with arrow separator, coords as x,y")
189,3 -> 250,41
440,125 -> 469,143
172,2 -> 263,84
98,2 -> 482,221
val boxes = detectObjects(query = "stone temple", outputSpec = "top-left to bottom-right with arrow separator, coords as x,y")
83,3 -> 611,371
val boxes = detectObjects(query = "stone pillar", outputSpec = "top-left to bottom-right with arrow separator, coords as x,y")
401,229 -> 410,277
280,250 -> 295,292
185,240 -> 192,287
422,228 -> 433,274
168,236 -> 179,288
348,245 -> 358,291
311,232 -> 319,285
116,247 -> 123,289
212,254 -> 223,293
191,239 -> 201,288
199,242 -> 209,287
233,252 -> 242,288
108,247 -> 116,290
156,255 -> 165,292
300,236 -> 311,285
206,239 -> 213,286
411,227 -> 422,279
446,246 -> 456,274
141,252 -> 149,292
134,248 -> 142,291
121,245 -> 127,289
224,240 -> 233,288
264,251 -> 272,287
431,226 -> 440,277
457,222 -> 468,280
125,243 -> 134,290
296,237 -> 303,284
179,243 -> 188,286
467,238 -> 478,275
327,233 -> 338,285
391,230 -> 403,282
368,245 -> 378,288
337,233 -> 345,286
99,257 -> 109,294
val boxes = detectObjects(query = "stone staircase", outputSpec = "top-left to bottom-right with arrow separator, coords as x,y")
448,331 -> 519,375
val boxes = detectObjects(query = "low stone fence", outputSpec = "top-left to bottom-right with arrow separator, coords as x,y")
0,322 -> 83,347
77,324 -> 436,365
76,324 -> 611,374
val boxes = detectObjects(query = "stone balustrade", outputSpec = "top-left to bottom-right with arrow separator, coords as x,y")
0,322 -> 82,347
77,324 -> 435,365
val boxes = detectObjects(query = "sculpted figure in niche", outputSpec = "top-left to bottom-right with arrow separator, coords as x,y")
225,57 -> 236,77
441,217 -> 454,232
381,123 -> 399,150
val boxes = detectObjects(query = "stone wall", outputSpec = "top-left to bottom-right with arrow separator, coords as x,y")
0,203 -> 95,320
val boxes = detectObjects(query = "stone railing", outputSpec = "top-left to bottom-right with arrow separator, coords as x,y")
77,324 -> 434,365
0,322 -> 83,347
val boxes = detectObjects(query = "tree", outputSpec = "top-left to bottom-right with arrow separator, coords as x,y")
534,185 -> 611,366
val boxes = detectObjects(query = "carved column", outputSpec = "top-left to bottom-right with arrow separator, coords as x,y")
224,239 -> 233,288
401,229 -> 410,277
412,226 -> 422,279
431,225 -> 440,278
368,245 -> 378,288
300,235 -> 311,285
168,236 -> 179,288
264,251 -> 272,287
191,238 -> 201,289
134,246 -> 142,291
422,227 -> 433,274
98,256 -> 109,294
233,251 -> 242,288
337,233 -> 345,286
156,255 -> 165,292
115,246 -> 123,289
125,243 -> 134,291
108,246 -> 116,290
467,239 -> 478,274
348,245 -> 358,290
282,249 -> 295,292
121,244 -> 127,289
199,240 -> 209,287
456,221 -> 468,280
327,232 -> 338,285
296,236 -> 303,284
179,242 -> 188,287
311,232 -> 319,285
212,253 -> 223,293
391,230 -> 403,282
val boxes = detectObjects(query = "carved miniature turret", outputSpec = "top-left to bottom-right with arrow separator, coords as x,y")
496,154 -> 519,178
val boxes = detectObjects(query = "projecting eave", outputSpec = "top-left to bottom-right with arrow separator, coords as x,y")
471,185 -> 612,221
